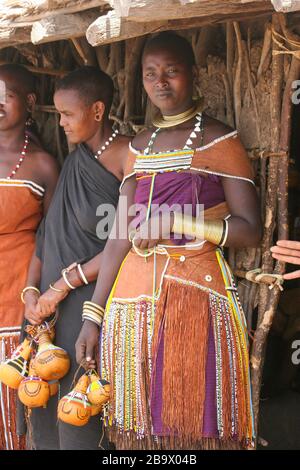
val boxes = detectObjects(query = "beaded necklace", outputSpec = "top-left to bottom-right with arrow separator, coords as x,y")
94,129 -> 119,160
145,112 -> 203,155
6,133 -> 29,180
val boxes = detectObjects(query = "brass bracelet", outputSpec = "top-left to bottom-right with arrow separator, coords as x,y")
49,283 -> 65,293
172,212 -> 225,246
21,286 -> 40,304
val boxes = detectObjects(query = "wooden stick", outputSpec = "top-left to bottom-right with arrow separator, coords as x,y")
250,13 -> 289,443
233,21 -> 243,131
0,59 -> 68,76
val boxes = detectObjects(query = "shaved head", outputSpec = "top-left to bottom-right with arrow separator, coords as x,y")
55,66 -> 114,116
142,32 -> 195,69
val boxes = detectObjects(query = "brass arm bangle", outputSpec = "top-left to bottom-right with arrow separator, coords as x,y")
21,286 -> 40,304
172,212 -> 226,246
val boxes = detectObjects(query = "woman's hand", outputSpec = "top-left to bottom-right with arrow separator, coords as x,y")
24,291 -> 40,325
132,212 -> 174,250
31,277 -> 70,324
271,240 -> 300,280
75,320 -> 99,370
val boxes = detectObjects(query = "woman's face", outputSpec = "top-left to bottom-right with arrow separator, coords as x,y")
142,46 -> 194,116
54,89 -> 103,145
0,72 -> 32,132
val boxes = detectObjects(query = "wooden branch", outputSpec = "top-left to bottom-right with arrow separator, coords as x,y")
71,37 -> 97,66
95,45 -> 109,71
86,11 -> 165,46
251,13 -> 285,443
109,0 -> 273,22
257,22 -> 272,80
31,11 -> 101,45
233,21 -> 243,131
0,1 -> 109,26
226,22 -> 235,93
0,29 -> 32,49
87,8 -> 271,47
0,60 -> 68,76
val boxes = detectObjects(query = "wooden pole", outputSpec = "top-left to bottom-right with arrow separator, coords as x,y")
250,13 -> 300,443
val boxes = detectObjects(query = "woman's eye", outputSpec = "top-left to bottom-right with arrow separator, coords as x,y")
168,69 -> 177,74
146,72 -> 155,78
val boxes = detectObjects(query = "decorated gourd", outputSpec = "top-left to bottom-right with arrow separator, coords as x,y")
34,330 -> 70,381
48,380 -> 59,397
0,338 -> 31,389
90,404 -> 103,417
57,374 -> 91,426
18,359 -> 50,408
87,372 -> 110,407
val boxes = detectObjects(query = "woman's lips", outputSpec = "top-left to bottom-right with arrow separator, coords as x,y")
155,91 -> 172,98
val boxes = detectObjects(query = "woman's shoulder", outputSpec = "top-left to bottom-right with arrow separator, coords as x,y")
132,128 -> 155,152
29,143 -> 60,188
202,115 -> 235,146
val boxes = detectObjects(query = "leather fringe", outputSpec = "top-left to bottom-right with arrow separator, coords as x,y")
152,278 -> 210,441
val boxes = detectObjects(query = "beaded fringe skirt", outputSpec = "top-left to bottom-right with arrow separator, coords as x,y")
100,247 -> 255,450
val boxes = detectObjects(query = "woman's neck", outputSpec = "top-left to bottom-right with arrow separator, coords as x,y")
85,119 -> 114,155
0,125 -> 26,152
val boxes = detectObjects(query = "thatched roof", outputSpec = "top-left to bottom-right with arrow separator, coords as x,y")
0,0 -> 276,49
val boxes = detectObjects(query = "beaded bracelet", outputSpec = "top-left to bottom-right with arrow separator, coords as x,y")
21,286 -> 40,304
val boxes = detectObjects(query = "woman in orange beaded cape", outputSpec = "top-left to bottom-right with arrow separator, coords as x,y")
76,32 -> 262,450
0,64 -> 59,450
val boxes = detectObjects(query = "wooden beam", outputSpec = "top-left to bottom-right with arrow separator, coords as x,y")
108,0 -> 273,22
0,1 -> 110,27
0,60 -> 68,76
0,28 -> 32,49
31,11 -> 101,44
86,11 -> 165,46
87,9 -> 271,46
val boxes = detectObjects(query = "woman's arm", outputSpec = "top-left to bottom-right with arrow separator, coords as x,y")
221,177 -> 262,248
23,253 -> 42,325
35,253 -> 103,321
75,177 -> 137,367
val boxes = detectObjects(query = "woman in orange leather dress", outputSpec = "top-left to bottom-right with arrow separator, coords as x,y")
0,64 -> 59,449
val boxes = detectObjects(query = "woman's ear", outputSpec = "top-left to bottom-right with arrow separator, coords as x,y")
26,92 -> 37,112
93,101 -> 106,122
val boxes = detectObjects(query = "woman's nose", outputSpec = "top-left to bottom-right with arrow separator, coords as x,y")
59,115 -> 66,127
155,73 -> 169,89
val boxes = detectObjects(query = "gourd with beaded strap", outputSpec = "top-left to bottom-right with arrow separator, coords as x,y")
34,329 -> 70,381
0,338 -> 31,389
57,374 -> 91,427
87,371 -> 110,407
18,358 -> 50,408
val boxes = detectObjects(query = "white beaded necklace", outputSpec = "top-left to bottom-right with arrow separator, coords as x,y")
94,129 -> 119,160
7,133 -> 29,180
145,112 -> 203,155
